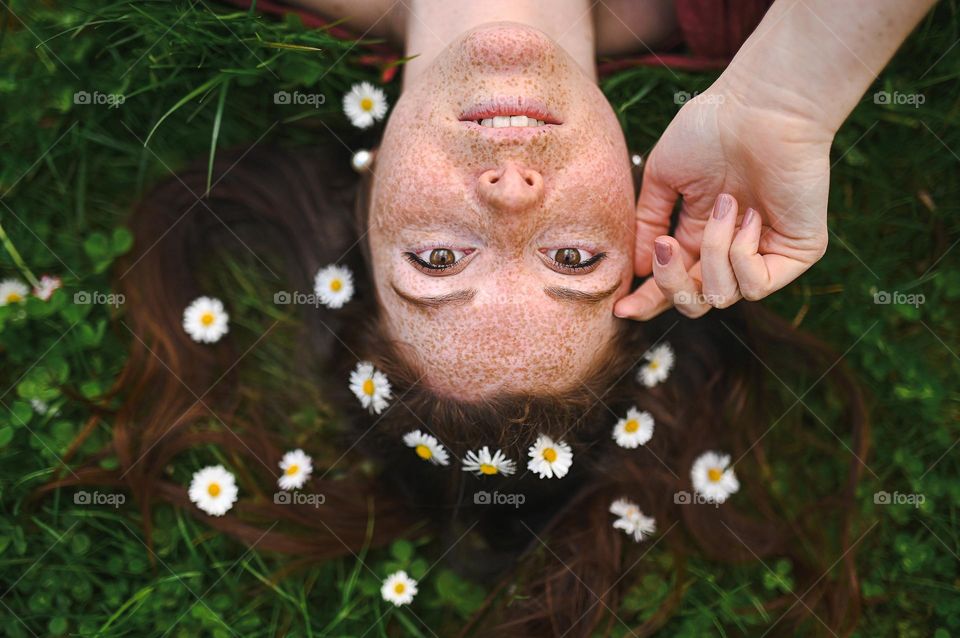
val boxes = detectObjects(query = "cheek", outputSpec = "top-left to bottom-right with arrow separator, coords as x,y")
557,154 -> 635,251
369,152 -> 457,235
569,148 -> 633,218
373,101 -> 454,227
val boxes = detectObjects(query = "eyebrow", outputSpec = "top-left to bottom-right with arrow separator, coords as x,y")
391,280 -> 622,309
544,280 -> 622,305
391,283 -> 477,309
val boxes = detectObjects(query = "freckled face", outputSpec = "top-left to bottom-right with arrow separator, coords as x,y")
368,22 -> 635,399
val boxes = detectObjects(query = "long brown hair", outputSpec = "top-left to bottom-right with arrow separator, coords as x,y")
43,145 -> 868,636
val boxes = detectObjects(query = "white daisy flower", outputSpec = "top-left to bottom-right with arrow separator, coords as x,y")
691,450 -> 740,504
343,82 -> 388,129
381,570 -> 418,607
314,264 -> 355,309
637,343 -> 675,388
0,278 -> 29,306
33,275 -> 62,301
278,449 -> 313,490
188,464 -> 238,516
462,446 -> 516,477
182,296 -> 229,344
402,430 -> 450,466
613,406 -> 655,449
527,434 -> 573,479
349,361 -> 392,414
609,498 -> 657,543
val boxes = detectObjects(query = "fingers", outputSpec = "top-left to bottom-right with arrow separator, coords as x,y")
618,192 -> 827,322
651,237 -> 712,318
730,208 -> 825,300
615,192 -> 737,321
616,193 -> 745,321
613,277 -> 670,321
633,160 -> 678,277
729,208 -> 768,300
699,193 -> 742,309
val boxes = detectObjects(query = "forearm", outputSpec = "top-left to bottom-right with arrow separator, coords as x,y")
719,0 -> 937,134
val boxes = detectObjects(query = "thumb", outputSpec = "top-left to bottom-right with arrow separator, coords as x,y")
633,160 -> 677,277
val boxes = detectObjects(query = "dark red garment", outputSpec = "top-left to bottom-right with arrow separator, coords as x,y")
220,0 -> 774,81
599,0 -> 775,73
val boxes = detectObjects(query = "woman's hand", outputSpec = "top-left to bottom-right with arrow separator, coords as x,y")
614,0 -> 937,321
614,80 -> 834,320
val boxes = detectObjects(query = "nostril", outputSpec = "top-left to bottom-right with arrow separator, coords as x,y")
524,176 -> 534,186
489,176 -> 499,184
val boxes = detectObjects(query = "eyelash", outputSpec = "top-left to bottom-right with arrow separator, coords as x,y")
404,250 -> 472,276
404,248 -> 607,274
405,252 -> 451,270
550,252 -> 606,271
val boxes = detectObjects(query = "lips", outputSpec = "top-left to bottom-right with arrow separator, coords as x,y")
459,96 -> 562,127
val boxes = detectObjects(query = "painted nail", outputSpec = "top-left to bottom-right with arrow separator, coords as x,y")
742,207 -> 756,227
713,193 -> 734,220
654,240 -> 672,266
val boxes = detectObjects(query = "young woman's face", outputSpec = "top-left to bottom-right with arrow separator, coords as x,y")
369,23 -> 636,399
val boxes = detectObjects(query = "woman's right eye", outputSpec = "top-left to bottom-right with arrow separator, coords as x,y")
405,248 -> 472,275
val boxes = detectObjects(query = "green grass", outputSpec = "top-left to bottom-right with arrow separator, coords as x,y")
1,1 -> 959,636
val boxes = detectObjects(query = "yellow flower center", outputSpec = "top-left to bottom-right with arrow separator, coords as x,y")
542,448 -> 557,463
285,464 -> 299,476
479,463 -> 498,475
624,419 -> 639,433
648,360 -> 659,369
360,97 -> 374,112
330,279 -> 342,292
6,292 -> 22,303
200,312 -> 215,326
362,378 -> 375,396
394,582 -> 405,594
207,482 -> 221,497
415,444 -> 432,460
707,467 -> 723,482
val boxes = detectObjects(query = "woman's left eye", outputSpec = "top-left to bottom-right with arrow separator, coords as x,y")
415,248 -> 467,267
404,247 -> 472,275
543,248 -> 605,272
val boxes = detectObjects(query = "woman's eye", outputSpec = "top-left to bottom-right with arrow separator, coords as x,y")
550,247 -> 590,266
405,247 -> 472,275
416,248 -> 466,267
426,248 -> 458,266
541,247 -> 606,273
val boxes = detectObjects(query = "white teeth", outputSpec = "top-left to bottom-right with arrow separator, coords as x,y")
477,115 -> 548,128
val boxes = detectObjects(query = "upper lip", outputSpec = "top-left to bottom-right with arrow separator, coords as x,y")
459,96 -> 562,125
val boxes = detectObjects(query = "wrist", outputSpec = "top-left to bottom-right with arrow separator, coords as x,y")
705,67 -> 838,146
714,0 -> 936,137
714,51 -> 844,141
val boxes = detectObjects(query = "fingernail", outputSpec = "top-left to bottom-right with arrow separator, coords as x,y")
713,193 -> 734,220
654,240 -> 672,266
742,207 -> 756,226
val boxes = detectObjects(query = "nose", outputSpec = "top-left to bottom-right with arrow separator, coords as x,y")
476,163 -> 544,212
